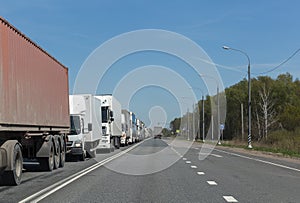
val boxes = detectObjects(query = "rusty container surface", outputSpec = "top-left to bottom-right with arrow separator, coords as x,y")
0,17 -> 69,130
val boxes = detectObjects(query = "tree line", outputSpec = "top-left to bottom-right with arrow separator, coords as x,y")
170,73 -> 300,153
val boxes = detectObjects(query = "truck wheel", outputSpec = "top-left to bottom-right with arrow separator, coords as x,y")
38,141 -> 54,171
78,152 -> 85,161
114,137 -> 120,149
53,138 -> 60,169
0,142 -> 23,186
59,138 -> 66,168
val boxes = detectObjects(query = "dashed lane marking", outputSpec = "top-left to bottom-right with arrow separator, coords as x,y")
182,158 -> 187,161
197,172 -> 205,175
223,196 -> 238,202
211,154 -> 223,158
207,181 -> 218,185
185,161 -> 192,164
191,165 -> 197,169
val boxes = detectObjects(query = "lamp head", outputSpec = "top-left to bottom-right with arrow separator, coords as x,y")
222,46 -> 230,50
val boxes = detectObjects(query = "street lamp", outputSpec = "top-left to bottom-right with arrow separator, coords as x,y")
222,46 -> 252,149
190,87 -> 206,143
181,97 -> 195,141
199,74 -> 221,144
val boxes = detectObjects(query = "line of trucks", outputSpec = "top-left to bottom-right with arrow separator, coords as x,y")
0,17 -> 151,185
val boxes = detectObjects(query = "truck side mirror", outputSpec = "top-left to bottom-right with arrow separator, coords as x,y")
110,117 -> 114,122
88,123 -> 92,131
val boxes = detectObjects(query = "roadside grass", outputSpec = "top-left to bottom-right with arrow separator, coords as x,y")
220,136 -> 300,159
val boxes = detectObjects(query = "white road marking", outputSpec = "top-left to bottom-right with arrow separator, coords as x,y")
197,172 -> 205,175
211,154 -> 223,158
183,157 -> 187,160
19,140 -> 146,203
207,181 -> 217,185
199,152 -> 209,156
170,146 -> 183,157
214,148 -> 300,172
223,196 -> 238,202
193,147 -> 199,150
191,165 -> 197,169
186,161 -> 192,164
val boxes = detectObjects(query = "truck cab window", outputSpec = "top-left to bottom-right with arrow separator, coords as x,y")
101,106 -> 109,123
70,116 -> 81,135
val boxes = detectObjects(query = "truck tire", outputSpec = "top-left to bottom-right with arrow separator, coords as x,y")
38,140 -> 54,171
0,142 -> 23,186
53,137 -> 61,169
114,137 -> 120,149
59,137 -> 66,168
78,152 -> 85,161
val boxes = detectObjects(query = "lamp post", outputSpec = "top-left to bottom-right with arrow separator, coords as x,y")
190,87 -> 206,143
199,75 -> 220,144
222,46 -> 252,149
180,98 -> 194,141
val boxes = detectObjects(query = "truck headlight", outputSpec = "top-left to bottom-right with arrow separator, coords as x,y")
74,140 -> 82,148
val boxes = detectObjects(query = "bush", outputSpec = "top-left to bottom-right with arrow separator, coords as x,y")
265,128 -> 300,154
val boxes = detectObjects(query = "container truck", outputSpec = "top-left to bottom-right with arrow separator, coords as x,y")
136,119 -> 145,142
0,17 -> 69,185
95,95 -> 122,152
121,109 -> 130,146
128,112 -> 137,144
145,127 -> 152,138
68,95 -> 102,160
153,126 -> 163,139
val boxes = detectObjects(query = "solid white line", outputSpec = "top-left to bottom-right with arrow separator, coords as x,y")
223,196 -> 238,202
191,165 -> 197,169
214,148 -> 300,172
197,172 -> 205,175
207,181 -> 217,185
185,161 -> 191,164
19,140 -> 145,203
211,154 -> 223,158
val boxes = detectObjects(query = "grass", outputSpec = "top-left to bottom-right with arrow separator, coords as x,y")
220,139 -> 300,159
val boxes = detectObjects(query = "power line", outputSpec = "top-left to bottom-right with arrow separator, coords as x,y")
257,48 -> 300,75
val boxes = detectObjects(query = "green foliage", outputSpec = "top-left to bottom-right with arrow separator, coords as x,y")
169,72 -> 300,154
264,128 -> 300,154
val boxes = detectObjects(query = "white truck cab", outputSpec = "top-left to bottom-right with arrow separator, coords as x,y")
68,95 -> 102,160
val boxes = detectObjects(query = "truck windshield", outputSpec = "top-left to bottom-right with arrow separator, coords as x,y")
101,106 -> 109,123
70,115 -> 81,135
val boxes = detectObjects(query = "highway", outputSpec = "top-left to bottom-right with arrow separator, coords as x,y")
1,138 -> 299,203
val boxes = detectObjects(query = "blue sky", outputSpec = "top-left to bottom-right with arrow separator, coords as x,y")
1,0 -> 300,126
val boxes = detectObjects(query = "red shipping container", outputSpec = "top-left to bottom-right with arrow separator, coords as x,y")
0,17 -> 69,130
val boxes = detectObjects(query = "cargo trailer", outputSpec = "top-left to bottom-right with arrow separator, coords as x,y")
95,95 -> 122,152
0,17 -> 69,185
121,109 -> 130,146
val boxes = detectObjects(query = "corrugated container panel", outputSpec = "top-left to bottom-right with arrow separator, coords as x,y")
0,17 -> 69,128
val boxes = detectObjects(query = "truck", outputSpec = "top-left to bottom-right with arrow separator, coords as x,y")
0,17 -> 69,185
145,127 -> 152,138
136,119 -> 145,142
95,95 -> 122,152
128,112 -> 137,144
68,95 -> 102,160
121,109 -> 130,146
153,126 -> 163,139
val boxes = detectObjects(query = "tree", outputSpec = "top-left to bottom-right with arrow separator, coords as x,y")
258,85 -> 277,140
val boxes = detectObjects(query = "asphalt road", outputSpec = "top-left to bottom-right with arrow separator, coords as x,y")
1,138 -> 299,203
